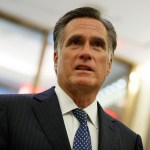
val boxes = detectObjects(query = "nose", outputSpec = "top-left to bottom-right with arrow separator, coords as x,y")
79,43 -> 92,60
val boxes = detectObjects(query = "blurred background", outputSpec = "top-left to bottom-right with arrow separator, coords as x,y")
0,0 -> 150,149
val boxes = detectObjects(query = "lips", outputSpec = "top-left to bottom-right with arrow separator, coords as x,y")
75,65 -> 93,71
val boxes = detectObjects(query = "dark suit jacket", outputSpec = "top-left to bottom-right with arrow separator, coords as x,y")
0,87 -> 143,150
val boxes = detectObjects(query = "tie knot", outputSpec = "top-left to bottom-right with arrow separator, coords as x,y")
72,108 -> 87,123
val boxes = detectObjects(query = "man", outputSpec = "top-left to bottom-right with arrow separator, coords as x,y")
0,7 -> 143,150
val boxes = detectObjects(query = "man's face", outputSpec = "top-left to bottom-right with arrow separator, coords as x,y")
54,18 -> 112,94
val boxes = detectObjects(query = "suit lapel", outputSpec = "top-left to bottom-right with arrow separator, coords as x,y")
97,103 -> 119,150
32,87 -> 120,150
32,87 -> 71,150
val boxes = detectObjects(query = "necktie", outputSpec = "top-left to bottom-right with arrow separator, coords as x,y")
72,108 -> 92,150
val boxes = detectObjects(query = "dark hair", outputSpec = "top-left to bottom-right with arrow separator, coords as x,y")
53,7 -> 117,56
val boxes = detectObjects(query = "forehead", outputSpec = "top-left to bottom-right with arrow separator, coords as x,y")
63,18 -> 108,40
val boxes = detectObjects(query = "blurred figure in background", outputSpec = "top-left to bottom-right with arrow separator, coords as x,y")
0,7 -> 143,150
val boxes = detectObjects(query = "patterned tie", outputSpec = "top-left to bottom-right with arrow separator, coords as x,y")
72,108 -> 92,150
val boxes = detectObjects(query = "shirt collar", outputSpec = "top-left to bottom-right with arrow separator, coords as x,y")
55,84 -> 78,115
55,84 -> 98,129
84,100 -> 98,129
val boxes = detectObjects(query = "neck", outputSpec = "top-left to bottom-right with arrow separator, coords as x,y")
61,85 -> 99,109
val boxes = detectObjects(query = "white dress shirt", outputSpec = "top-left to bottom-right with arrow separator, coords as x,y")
55,84 -> 99,150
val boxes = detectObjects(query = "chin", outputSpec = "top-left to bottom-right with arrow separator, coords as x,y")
75,79 -> 96,88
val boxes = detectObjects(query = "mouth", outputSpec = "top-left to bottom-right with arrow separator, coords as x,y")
75,65 -> 93,72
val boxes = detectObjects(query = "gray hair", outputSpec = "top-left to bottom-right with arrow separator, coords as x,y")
53,7 -> 117,57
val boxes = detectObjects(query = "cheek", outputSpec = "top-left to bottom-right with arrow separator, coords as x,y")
61,50 -> 75,63
57,52 -> 71,71
97,56 -> 111,73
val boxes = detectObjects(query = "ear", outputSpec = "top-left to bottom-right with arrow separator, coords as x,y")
106,58 -> 112,76
54,52 -> 58,71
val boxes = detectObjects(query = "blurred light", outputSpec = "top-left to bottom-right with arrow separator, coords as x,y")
97,78 -> 127,107
140,62 -> 150,81
129,71 -> 140,82
105,109 -> 118,119
129,62 -> 150,94
129,71 -> 140,94
0,18 -> 43,77
48,32 -> 54,45
18,83 -> 45,94
18,83 -> 34,94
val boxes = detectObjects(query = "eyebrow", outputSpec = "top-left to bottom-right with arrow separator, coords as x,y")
65,35 -> 82,46
65,34 -> 107,48
91,37 -> 107,49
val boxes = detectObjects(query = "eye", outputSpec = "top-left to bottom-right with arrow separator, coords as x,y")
71,38 -> 82,45
91,39 -> 106,50
94,41 -> 102,47
66,36 -> 83,47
